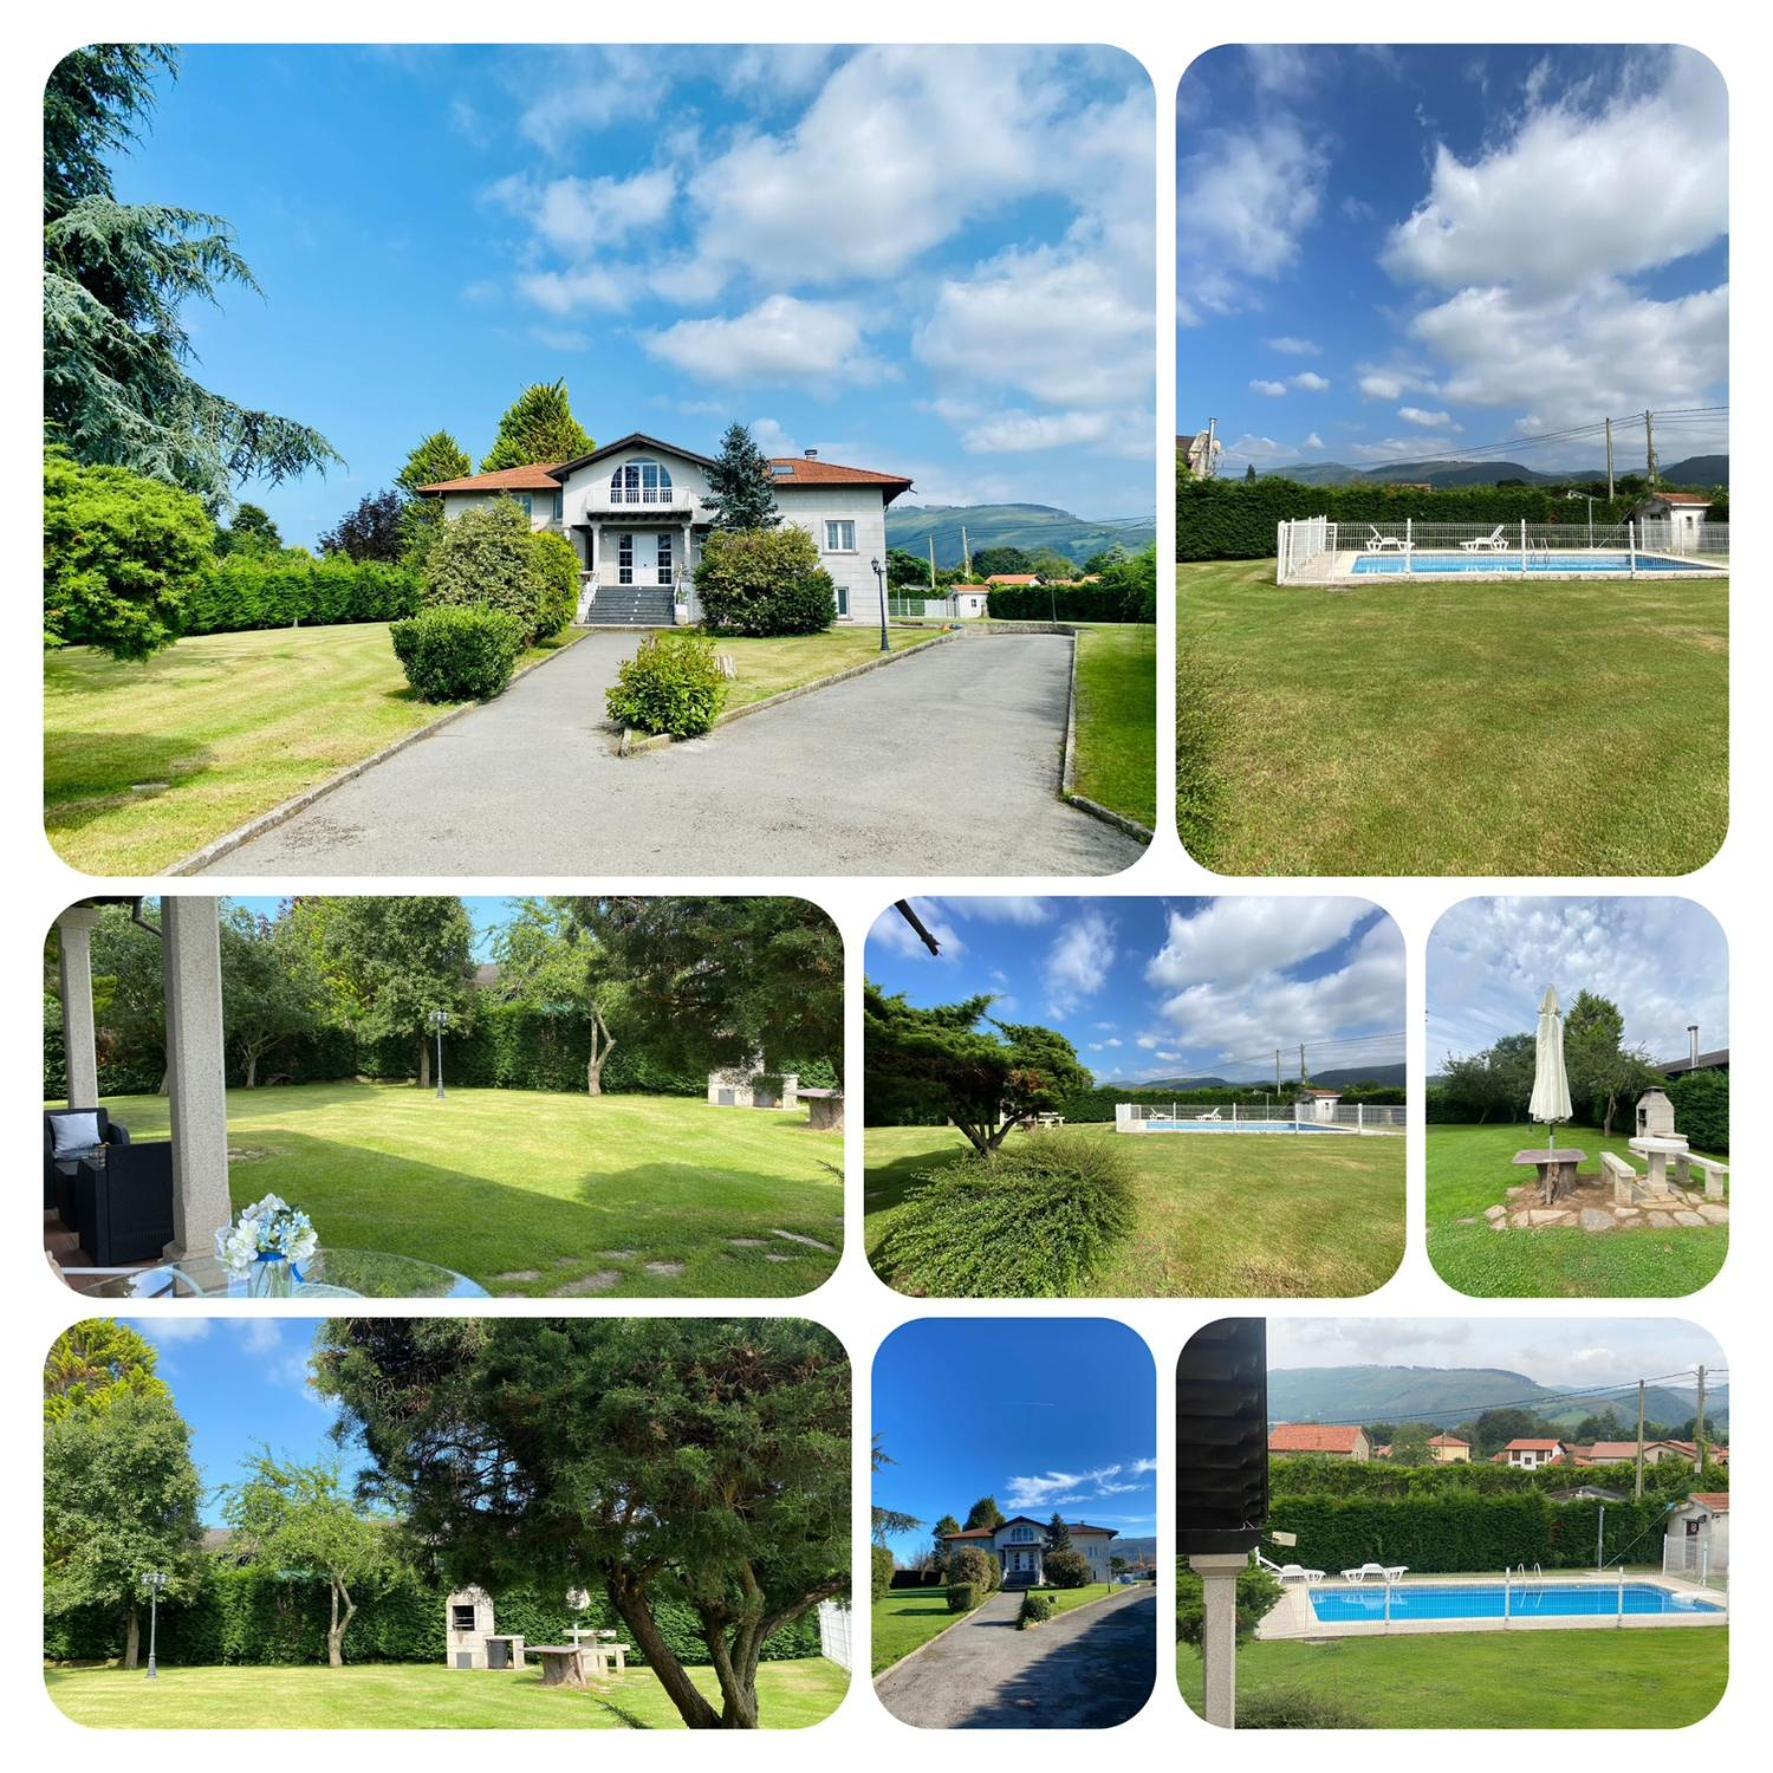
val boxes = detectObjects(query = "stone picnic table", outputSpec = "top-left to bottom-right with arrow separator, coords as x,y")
530,1645 -> 594,1689
1512,1146 -> 1587,1206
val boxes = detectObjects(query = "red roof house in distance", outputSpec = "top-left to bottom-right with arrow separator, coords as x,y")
1268,1423 -> 1372,1461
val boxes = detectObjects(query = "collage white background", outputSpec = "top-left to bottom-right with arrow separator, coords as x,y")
3,2 -> 1763,1764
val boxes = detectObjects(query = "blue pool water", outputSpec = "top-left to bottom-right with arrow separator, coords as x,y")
1309,1582 -> 1721,1623
1352,552 -> 1719,576
1141,1121 -> 1342,1134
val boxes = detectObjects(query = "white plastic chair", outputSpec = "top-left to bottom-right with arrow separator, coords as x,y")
1461,526 -> 1508,552
1365,526 -> 1409,553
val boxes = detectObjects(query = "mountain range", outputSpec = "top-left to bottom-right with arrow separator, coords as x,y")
1267,1365 -> 1727,1435
885,502 -> 1155,568
1134,1062 -> 1407,1090
1254,455 -> 1727,491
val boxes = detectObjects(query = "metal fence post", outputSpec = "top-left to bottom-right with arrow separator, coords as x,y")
1405,517 -> 1413,576
1504,1568 -> 1511,1626
1629,520 -> 1638,578
1520,518 -> 1528,576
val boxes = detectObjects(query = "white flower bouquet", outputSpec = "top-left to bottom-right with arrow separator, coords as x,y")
215,1193 -> 319,1281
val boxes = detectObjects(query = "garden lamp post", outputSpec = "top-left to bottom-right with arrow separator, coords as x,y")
871,557 -> 890,652
428,1008 -> 451,1100
143,1569 -> 167,1680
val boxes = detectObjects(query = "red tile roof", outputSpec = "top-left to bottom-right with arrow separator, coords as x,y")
1503,1439 -> 1564,1452
417,463 -> 562,494
1689,1493 -> 1730,1511
1646,491 -> 1712,505
1270,1424 -> 1366,1455
1428,1434 -> 1469,1447
767,455 -> 912,492
985,573 -> 1040,586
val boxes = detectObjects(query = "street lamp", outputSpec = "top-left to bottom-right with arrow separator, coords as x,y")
870,556 -> 890,652
143,1570 -> 167,1680
428,1008 -> 451,1100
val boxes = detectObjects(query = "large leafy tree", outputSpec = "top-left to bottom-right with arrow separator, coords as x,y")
863,986 -> 1093,1154
316,1317 -> 850,1729
43,46 -> 341,504
223,1453 -> 391,1667
295,896 -> 476,1087
479,380 -> 593,472
215,501 -> 284,558
703,422 -> 780,531
963,1496 -> 1005,1532
43,1391 -> 202,1668
44,1320 -> 170,1424
1564,989 -> 1658,1136
489,898 -> 625,1094
220,904 -> 322,1088
573,898 -> 841,1076
318,489 -> 407,563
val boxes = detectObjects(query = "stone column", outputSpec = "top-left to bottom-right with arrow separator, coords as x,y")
163,897 -> 232,1258
1190,1551 -> 1248,1729
55,905 -> 104,1106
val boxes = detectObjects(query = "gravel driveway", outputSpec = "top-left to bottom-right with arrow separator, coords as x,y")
196,630 -> 1143,876
874,1587 -> 1156,1730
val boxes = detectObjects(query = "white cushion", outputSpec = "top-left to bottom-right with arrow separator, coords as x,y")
50,1112 -> 102,1157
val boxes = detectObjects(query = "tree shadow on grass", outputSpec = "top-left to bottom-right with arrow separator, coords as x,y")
43,731 -> 216,809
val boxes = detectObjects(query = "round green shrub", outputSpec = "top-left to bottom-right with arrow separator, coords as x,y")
873,1131 -> 1138,1296
1175,1563 -> 1285,1651
694,525 -> 839,636
946,1547 -> 995,1594
421,498 -> 549,643
529,528 -> 582,639
605,630 -> 727,737
391,605 -> 524,702
871,1545 -> 896,1602
1017,1592 -> 1056,1629
946,1583 -> 978,1614
1044,1549 -> 1093,1589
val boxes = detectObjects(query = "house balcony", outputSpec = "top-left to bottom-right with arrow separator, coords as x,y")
581,485 -> 703,516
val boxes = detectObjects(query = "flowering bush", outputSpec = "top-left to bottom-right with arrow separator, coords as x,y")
215,1194 -> 319,1275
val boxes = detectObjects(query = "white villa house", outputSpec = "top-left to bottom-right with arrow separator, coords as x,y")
941,1516 -> 1120,1589
418,432 -> 913,628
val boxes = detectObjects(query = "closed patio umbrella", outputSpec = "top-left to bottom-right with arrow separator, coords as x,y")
1528,984 -> 1573,1155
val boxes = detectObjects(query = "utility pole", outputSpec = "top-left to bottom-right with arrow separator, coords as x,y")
1299,1042 -> 1308,1086
1645,408 -> 1658,485
927,535 -> 936,590
1693,1365 -> 1708,1472
1605,416 -> 1614,501
961,525 -> 971,578
1275,1049 -> 1282,1093
1634,1379 -> 1646,1502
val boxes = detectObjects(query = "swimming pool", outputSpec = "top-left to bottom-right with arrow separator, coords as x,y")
1138,1120 -> 1345,1134
1309,1582 -> 1721,1624
1352,552 -> 1721,576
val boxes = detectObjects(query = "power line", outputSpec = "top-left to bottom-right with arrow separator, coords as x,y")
1283,1367 -> 1720,1430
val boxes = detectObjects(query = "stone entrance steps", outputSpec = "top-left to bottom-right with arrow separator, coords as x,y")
579,587 -> 677,626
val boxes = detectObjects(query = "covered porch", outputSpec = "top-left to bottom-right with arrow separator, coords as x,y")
569,506 -> 708,624
46,898 -> 231,1287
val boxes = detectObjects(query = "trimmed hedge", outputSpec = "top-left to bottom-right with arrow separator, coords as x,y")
391,606 -> 525,702
178,556 -> 423,635
947,1583 -> 978,1614
1668,1070 -> 1729,1155
45,1564 -> 819,1667
986,583 -> 1154,622
871,1546 -> 895,1602
1053,1082 -> 1405,1123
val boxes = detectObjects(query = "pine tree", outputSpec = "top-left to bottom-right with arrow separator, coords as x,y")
1046,1512 -> 1073,1551
480,380 -> 594,472
705,422 -> 780,531
397,430 -> 472,496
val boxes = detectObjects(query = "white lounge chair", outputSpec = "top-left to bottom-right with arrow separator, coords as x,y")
1256,1553 -> 1325,1584
1383,1565 -> 1408,1583
1193,1107 -> 1224,1122
1365,526 -> 1411,553
1460,526 -> 1508,552
1340,1562 -> 1390,1584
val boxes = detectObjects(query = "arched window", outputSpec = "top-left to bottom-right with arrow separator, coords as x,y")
611,460 -> 673,504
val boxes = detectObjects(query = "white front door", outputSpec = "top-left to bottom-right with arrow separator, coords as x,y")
615,530 -> 657,585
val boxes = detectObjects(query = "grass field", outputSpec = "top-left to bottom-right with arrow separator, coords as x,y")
81,1082 -> 842,1298
1070,624 -> 1158,831
44,623 -> 584,875
1428,1122 -> 1727,1297
871,1585 -> 981,1674
718,625 -> 942,711
45,1658 -> 847,1730
1176,561 -> 1728,875
864,1123 -> 1404,1297
1176,1626 -> 1727,1728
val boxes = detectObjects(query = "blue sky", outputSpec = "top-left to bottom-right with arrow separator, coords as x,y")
1178,45 -> 1728,474
104,45 -> 1154,545
1427,897 -> 1728,1067
873,1319 -> 1154,1563
134,1319 -> 353,1526
867,897 -> 1404,1085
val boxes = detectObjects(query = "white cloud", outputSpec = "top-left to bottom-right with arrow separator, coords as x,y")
1302,432 -> 1326,450
514,47 -> 671,152
488,167 -> 677,257
1264,336 -> 1320,355
1004,1460 -> 1155,1511
1250,379 -> 1288,397
1043,908 -> 1117,1017
869,897 -> 963,961
641,295 -> 886,388
1146,899 -> 1374,993
144,1319 -> 213,1345
1398,406 -> 1455,428
748,418 -> 797,457
954,898 -> 1056,926
1291,371 -> 1331,392
514,265 -> 631,316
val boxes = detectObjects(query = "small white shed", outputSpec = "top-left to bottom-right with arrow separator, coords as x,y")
1664,1493 -> 1730,1578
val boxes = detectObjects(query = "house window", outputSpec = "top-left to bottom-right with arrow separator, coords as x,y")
834,584 -> 849,617
514,494 -> 533,518
550,488 -> 563,522
1010,1526 -> 1034,1542
612,461 -> 673,504
824,519 -> 857,552
618,533 -> 634,586
657,531 -> 674,588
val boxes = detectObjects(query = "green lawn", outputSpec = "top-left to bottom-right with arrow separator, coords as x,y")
864,1123 -> 1404,1297
1070,623 -> 1158,831
717,625 -> 943,711
1176,560 -> 1728,874
871,1585 -> 981,1674
45,623 -> 584,875
1428,1122 -> 1727,1297
45,1658 -> 847,1730
1026,1581 -> 1123,1618
1176,1627 -> 1727,1728
81,1082 -> 842,1298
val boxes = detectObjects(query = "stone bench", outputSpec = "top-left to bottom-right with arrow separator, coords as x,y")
1601,1151 -> 1642,1204
1691,1158 -> 1729,1201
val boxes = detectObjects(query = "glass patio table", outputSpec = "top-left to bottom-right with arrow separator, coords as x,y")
81,1247 -> 488,1299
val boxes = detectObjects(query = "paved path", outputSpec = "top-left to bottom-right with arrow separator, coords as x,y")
199,631 -> 1143,876
874,1588 -> 1155,1730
